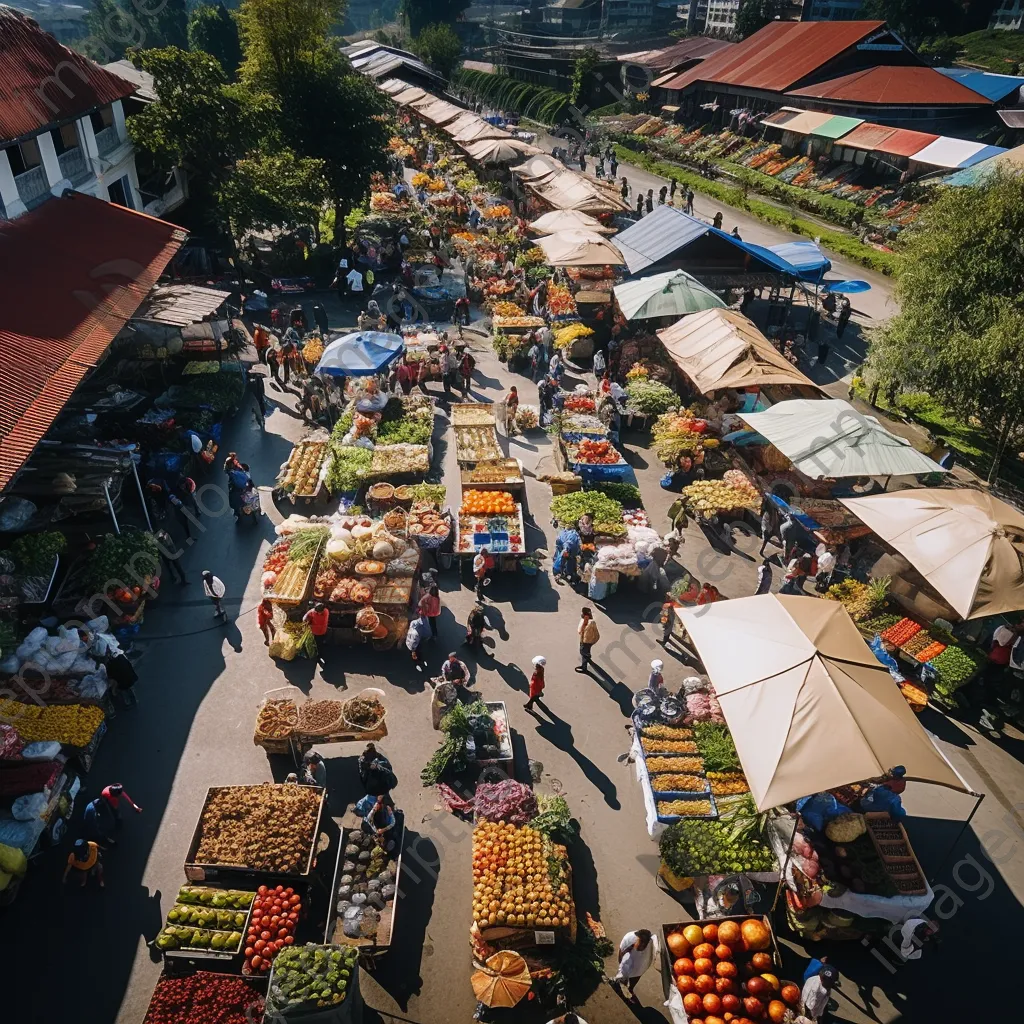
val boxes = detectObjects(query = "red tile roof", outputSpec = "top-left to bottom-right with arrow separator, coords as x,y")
787,66 -> 993,106
0,7 -> 136,141
837,121 -> 939,158
664,20 -> 888,95
0,193 -> 186,490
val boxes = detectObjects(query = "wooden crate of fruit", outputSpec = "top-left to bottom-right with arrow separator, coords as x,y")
661,915 -> 800,1024
184,784 -> 326,883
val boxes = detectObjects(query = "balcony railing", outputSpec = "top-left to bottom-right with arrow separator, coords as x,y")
15,165 -> 50,208
57,146 -> 88,183
95,125 -> 121,156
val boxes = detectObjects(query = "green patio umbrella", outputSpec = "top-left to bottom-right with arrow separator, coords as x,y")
613,270 -> 726,321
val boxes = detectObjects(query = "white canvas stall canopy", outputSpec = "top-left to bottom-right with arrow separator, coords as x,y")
840,488 -> 1024,620
656,308 -> 822,393
528,209 -> 615,235
738,398 -> 945,479
392,85 -> 428,105
378,78 -> 408,95
533,231 -> 625,267
409,97 -> 464,125
449,118 -> 513,143
525,169 -> 630,213
510,153 -> 564,181
677,595 -> 972,810
462,137 -> 544,165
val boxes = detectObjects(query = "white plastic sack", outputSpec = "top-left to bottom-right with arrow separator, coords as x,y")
70,654 -> 98,676
75,673 -> 108,700
54,626 -> 83,653
682,676 -> 708,696
12,793 -> 47,821
85,616 -> 110,634
21,741 -> 61,760
16,627 -> 48,660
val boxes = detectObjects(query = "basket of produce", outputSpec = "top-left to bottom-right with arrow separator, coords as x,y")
254,697 -> 299,743
342,688 -> 387,731
328,578 -> 376,607
682,477 -> 761,515
187,784 -> 324,878
143,972 -> 265,1024
156,888 -> 254,954
392,484 -> 416,507
367,482 -> 395,502
656,795 -> 718,821
370,444 -> 430,478
382,507 -> 408,532
265,944 -> 362,1017
262,528 -> 327,604
241,883 -> 303,976
297,699 -> 346,737
460,489 -> 516,516
452,404 -> 496,427
277,440 -> 328,499
355,608 -> 380,634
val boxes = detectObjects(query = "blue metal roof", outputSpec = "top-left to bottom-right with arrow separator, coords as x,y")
935,67 -> 1024,103
615,205 -> 806,278
767,241 -> 831,282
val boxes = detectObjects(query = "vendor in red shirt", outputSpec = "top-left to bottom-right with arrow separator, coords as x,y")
303,602 -> 330,637
258,598 -> 275,646
101,783 -> 142,823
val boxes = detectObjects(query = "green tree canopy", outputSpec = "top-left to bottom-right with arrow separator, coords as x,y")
237,0 -> 345,87
217,150 -> 327,237
735,0 -> 781,39
84,0 -> 188,62
188,3 -> 243,78
862,0 -> 966,45
865,171 -> 1024,480
412,23 -> 463,80
401,0 -> 469,38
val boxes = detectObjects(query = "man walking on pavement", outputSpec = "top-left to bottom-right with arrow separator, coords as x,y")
577,607 -> 600,674
202,570 -> 227,619
524,655 -> 548,713
101,783 -> 142,826
155,528 -> 186,584
836,297 -> 853,338
248,367 -> 267,430
685,187 -> 694,215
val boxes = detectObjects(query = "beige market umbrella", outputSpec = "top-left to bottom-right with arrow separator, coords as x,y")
677,595 -> 971,810
462,137 -> 544,165
410,97 -> 464,126
528,209 -> 615,235
471,950 -> 532,1008
533,230 -> 624,267
450,118 -> 513,144
840,488 -> 1024,620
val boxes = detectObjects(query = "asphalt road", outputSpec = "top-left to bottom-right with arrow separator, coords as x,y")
9,287 -> 1024,1024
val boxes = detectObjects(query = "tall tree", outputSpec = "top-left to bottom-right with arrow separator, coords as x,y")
236,0 -> 393,246
84,0 -> 188,62
861,0 -> 964,45
734,0 -> 781,40
411,23 -> 463,80
865,171 -> 1024,482
188,3 -> 243,79
400,0 -> 469,38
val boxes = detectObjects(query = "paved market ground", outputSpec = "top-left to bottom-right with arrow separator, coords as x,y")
10,290 -> 1024,1024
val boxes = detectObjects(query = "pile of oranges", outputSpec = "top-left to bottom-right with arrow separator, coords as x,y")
460,489 -> 516,515
472,821 -> 572,930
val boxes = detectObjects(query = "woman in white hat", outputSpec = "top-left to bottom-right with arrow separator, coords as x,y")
648,660 -> 665,694
524,655 -> 547,713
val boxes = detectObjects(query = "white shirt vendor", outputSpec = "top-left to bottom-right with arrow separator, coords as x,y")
614,930 -> 658,980
346,269 -> 364,292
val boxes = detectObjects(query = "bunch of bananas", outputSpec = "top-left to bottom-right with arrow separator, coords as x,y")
0,699 -> 104,747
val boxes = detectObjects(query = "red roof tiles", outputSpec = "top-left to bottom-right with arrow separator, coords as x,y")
0,7 -> 136,141
663,19 -> 888,95
787,66 -> 993,106
0,193 -> 186,489
835,122 -> 939,157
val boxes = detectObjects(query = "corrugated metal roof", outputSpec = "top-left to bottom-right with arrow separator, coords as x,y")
942,144 -> 1024,186
840,122 -> 937,157
770,109 -> 835,136
767,242 -> 831,282
620,37 -> 734,74
810,115 -> 864,140
664,19 -> 887,95
133,284 -> 232,326
911,137 -> 1006,169
999,109 -> 1024,129
0,7 -> 136,140
787,66 -> 993,107
935,67 -> 1024,103
103,59 -> 157,103
0,193 -> 185,490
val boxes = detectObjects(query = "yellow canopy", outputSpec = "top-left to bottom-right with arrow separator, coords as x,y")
840,488 -> 1024,620
678,595 -> 972,810
657,309 -> 822,394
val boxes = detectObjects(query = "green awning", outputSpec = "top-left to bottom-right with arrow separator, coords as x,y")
811,115 -> 863,140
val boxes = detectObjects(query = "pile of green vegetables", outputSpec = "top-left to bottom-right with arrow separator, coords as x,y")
86,531 -> 159,594
172,370 -> 245,411
331,410 -> 354,442
589,482 -> 643,506
530,795 -> 579,843
693,722 -> 740,772
266,944 -> 359,1012
325,446 -> 372,493
287,528 -> 329,565
421,700 -> 488,785
377,413 -> 432,446
860,612 -> 902,634
931,645 -> 986,694
408,483 -> 447,505
659,795 -> 777,876
625,379 -> 678,416
550,491 -> 622,528
9,531 -> 66,573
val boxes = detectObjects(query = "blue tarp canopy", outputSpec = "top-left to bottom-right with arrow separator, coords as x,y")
935,67 -> 1024,102
824,279 -> 871,294
767,241 -> 831,283
613,205 -> 824,281
315,331 -> 405,377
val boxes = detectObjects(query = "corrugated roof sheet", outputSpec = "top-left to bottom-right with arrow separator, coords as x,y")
911,137 -> 1006,169
133,284 -> 231,326
0,193 -> 185,490
767,242 -> 831,281
810,115 -> 864,140
771,109 -> 835,136
103,59 -> 157,103
664,19 -> 887,95
840,122 -> 938,157
943,144 -> 1024,186
998,109 -> 1024,129
620,37 -> 734,74
935,67 -> 1024,102
787,66 -> 993,106
0,7 -> 136,140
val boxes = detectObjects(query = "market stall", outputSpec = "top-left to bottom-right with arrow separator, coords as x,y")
254,690 -> 388,760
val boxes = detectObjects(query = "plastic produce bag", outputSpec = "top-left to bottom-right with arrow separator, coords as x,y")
11,792 -> 47,822
75,673 -> 108,700
16,627 -> 48,660
0,842 -> 26,876
795,792 -> 845,832
20,741 -> 61,760
70,654 -> 98,676
54,626 -> 83,654
85,616 -> 110,634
